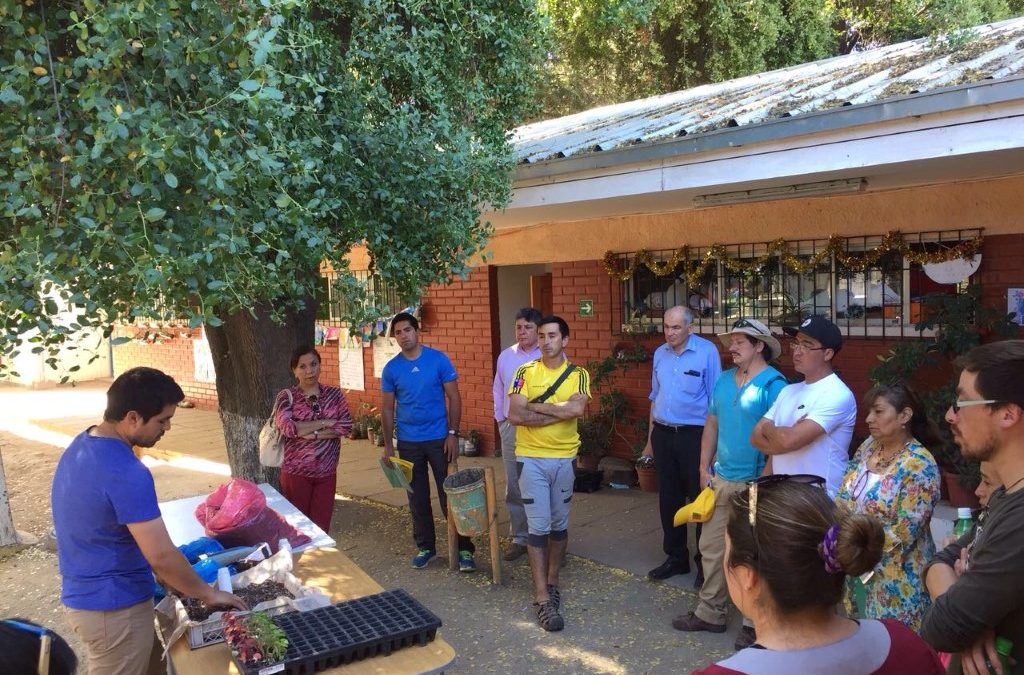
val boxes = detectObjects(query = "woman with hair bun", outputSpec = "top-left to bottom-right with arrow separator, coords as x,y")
692,476 -> 944,674
835,382 -> 941,630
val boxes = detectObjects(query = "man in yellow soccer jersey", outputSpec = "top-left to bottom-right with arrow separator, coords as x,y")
508,315 -> 591,632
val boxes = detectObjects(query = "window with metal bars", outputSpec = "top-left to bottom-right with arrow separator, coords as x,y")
615,229 -> 982,338
316,271 -> 417,321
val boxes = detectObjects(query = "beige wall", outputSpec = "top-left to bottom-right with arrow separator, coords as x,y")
486,175 -> 1024,265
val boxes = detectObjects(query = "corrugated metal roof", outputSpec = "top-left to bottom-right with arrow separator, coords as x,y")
513,16 -> 1024,164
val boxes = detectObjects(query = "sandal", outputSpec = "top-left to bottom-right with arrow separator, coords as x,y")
546,584 -> 561,611
535,599 -> 564,632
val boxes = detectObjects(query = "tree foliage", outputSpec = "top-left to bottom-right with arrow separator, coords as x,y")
0,0 -> 545,365
536,0 -> 1024,118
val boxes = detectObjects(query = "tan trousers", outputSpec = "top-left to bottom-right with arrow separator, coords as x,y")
694,476 -> 749,626
65,599 -> 164,675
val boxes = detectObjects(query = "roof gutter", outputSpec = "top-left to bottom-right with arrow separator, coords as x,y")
513,76 -> 1024,183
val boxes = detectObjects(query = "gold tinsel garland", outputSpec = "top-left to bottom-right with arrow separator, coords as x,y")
601,231 -> 983,288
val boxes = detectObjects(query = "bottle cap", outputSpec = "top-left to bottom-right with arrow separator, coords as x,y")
957,507 -> 973,519
996,636 -> 1014,655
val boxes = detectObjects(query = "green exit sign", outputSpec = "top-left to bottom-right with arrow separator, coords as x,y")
579,299 -> 594,317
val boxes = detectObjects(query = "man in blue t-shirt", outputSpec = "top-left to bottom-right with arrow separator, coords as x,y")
381,312 -> 475,572
671,318 -> 787,650
52,368 -> 246,675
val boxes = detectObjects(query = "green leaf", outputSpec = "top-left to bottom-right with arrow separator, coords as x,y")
239,79 -> 261,92
145,207 -> 166,221
164,173 -> 178,188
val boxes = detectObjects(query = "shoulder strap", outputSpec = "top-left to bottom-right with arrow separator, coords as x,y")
270,388 -> 293,421
530,363 -> 577,404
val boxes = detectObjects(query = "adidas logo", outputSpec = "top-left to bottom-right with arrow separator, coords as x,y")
411,366 -> 420,373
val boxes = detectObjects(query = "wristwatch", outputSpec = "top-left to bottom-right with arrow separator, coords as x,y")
314,430 -> 319,439
448,429 -> 458,436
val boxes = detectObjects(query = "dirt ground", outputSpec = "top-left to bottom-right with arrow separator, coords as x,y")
0,428 -> 730,674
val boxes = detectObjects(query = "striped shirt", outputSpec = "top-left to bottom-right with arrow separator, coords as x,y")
274,384 -> 352,477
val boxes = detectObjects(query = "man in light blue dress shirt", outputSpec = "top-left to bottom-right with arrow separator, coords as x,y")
640,306 -> 722,585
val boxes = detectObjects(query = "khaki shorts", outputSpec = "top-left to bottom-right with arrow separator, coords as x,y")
65,599 -> 163,675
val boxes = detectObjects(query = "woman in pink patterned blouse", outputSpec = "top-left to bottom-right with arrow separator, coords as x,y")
274,345 -> 352,532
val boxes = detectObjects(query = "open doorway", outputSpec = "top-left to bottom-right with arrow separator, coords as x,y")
495,264 -> 552,349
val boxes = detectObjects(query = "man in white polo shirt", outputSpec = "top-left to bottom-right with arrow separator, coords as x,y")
751,315 -> 856,495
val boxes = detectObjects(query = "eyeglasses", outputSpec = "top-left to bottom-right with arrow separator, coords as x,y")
790,340 -> 826,353
950,399 -> 1003,414
2,619 -> 52,675
850,469 -> 872,502
747,474 -> 826,558
307,395 -> 322,418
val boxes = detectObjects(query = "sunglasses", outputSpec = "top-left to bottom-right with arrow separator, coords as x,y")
731,319 -> 767,335
950,399 -> 1003,414
2,619 -> 52,675
747,474 -> 826,558
307,394 -> 322,418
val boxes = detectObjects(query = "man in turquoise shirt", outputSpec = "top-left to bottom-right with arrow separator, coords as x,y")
671,318 -> 787,650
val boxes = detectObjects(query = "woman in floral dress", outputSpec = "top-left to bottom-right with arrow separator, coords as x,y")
835,382 -> 941,631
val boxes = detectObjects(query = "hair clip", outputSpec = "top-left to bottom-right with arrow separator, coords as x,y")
819,523 -> 842,574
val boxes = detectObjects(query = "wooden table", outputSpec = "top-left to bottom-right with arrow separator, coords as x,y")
166,547 -> 456,674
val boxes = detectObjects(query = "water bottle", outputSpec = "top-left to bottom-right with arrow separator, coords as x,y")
954,507 -> 974,538
989,636 -> 1013,674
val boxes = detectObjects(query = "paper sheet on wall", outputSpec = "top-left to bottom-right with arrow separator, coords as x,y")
338,337 -> 365,391
372,337 -> 402,378
192,330 -> 216,383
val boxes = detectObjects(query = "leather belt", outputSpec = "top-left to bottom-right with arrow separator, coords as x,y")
653,421 -> 701,432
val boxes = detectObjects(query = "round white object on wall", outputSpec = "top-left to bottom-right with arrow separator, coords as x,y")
923,254 -> 981,284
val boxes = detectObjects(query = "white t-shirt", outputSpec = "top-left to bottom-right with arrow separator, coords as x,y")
763,373 -> 857,495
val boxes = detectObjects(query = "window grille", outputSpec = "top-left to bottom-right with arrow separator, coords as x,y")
613,229 -> 982,338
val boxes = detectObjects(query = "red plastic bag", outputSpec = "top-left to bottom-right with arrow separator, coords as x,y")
195,479 -> 266,532
194,479 -> 311,553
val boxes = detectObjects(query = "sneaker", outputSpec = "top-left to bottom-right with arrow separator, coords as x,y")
535,600 -> 564,632
411,549 -> 436,569
734,625 -> 757,650
503,543 -> 528,561
458,550 -> 476,573
671,611 -> 727,633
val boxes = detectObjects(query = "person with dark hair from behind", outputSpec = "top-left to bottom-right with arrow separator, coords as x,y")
274,345 -> 352,532
0,618 -> 77,675
492,307 -> 543,562
52,367 -> 246,675
922,340 -> 1024,675
834,382 -> 941,631
692,477 -> 944,674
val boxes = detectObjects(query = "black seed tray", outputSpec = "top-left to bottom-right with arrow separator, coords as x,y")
270,589 -> 442,674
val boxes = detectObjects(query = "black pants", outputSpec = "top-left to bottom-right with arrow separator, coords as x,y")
652,423 -> 703,563
398,438 -> 474,554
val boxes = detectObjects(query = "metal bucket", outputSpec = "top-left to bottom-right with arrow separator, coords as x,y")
442,468 -> 487,536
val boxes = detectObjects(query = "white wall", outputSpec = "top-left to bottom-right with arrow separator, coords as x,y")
495,264 -> 550,348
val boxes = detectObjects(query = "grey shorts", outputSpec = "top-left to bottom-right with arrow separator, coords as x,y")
517,456 -> 575,535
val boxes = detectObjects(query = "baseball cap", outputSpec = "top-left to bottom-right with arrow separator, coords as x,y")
783,315 -> 842,351
718,318 -> 782,361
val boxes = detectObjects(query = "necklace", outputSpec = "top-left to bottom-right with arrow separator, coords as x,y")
870,438 -> 910,471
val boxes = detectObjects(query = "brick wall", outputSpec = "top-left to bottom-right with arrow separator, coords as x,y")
112,325 -> 219,410
110,234 -> 1023,458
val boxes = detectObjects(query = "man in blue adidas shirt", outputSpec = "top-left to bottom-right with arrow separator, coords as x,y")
382,312 -> 476,572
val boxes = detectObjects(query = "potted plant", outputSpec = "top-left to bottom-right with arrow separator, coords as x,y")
462,430 -> 480,457
633,419 -> 658,492
362,411 -> 383,446
222,611 -> 289,674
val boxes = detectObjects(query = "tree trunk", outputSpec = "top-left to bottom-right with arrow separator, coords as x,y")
0,449 -> 18,546
205,298 -> 317,483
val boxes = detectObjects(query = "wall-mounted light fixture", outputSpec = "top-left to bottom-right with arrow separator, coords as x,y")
692,178 -> 867,207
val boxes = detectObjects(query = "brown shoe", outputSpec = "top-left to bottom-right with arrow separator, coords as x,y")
672,611 -> 726,633
503,543 -> 528,561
